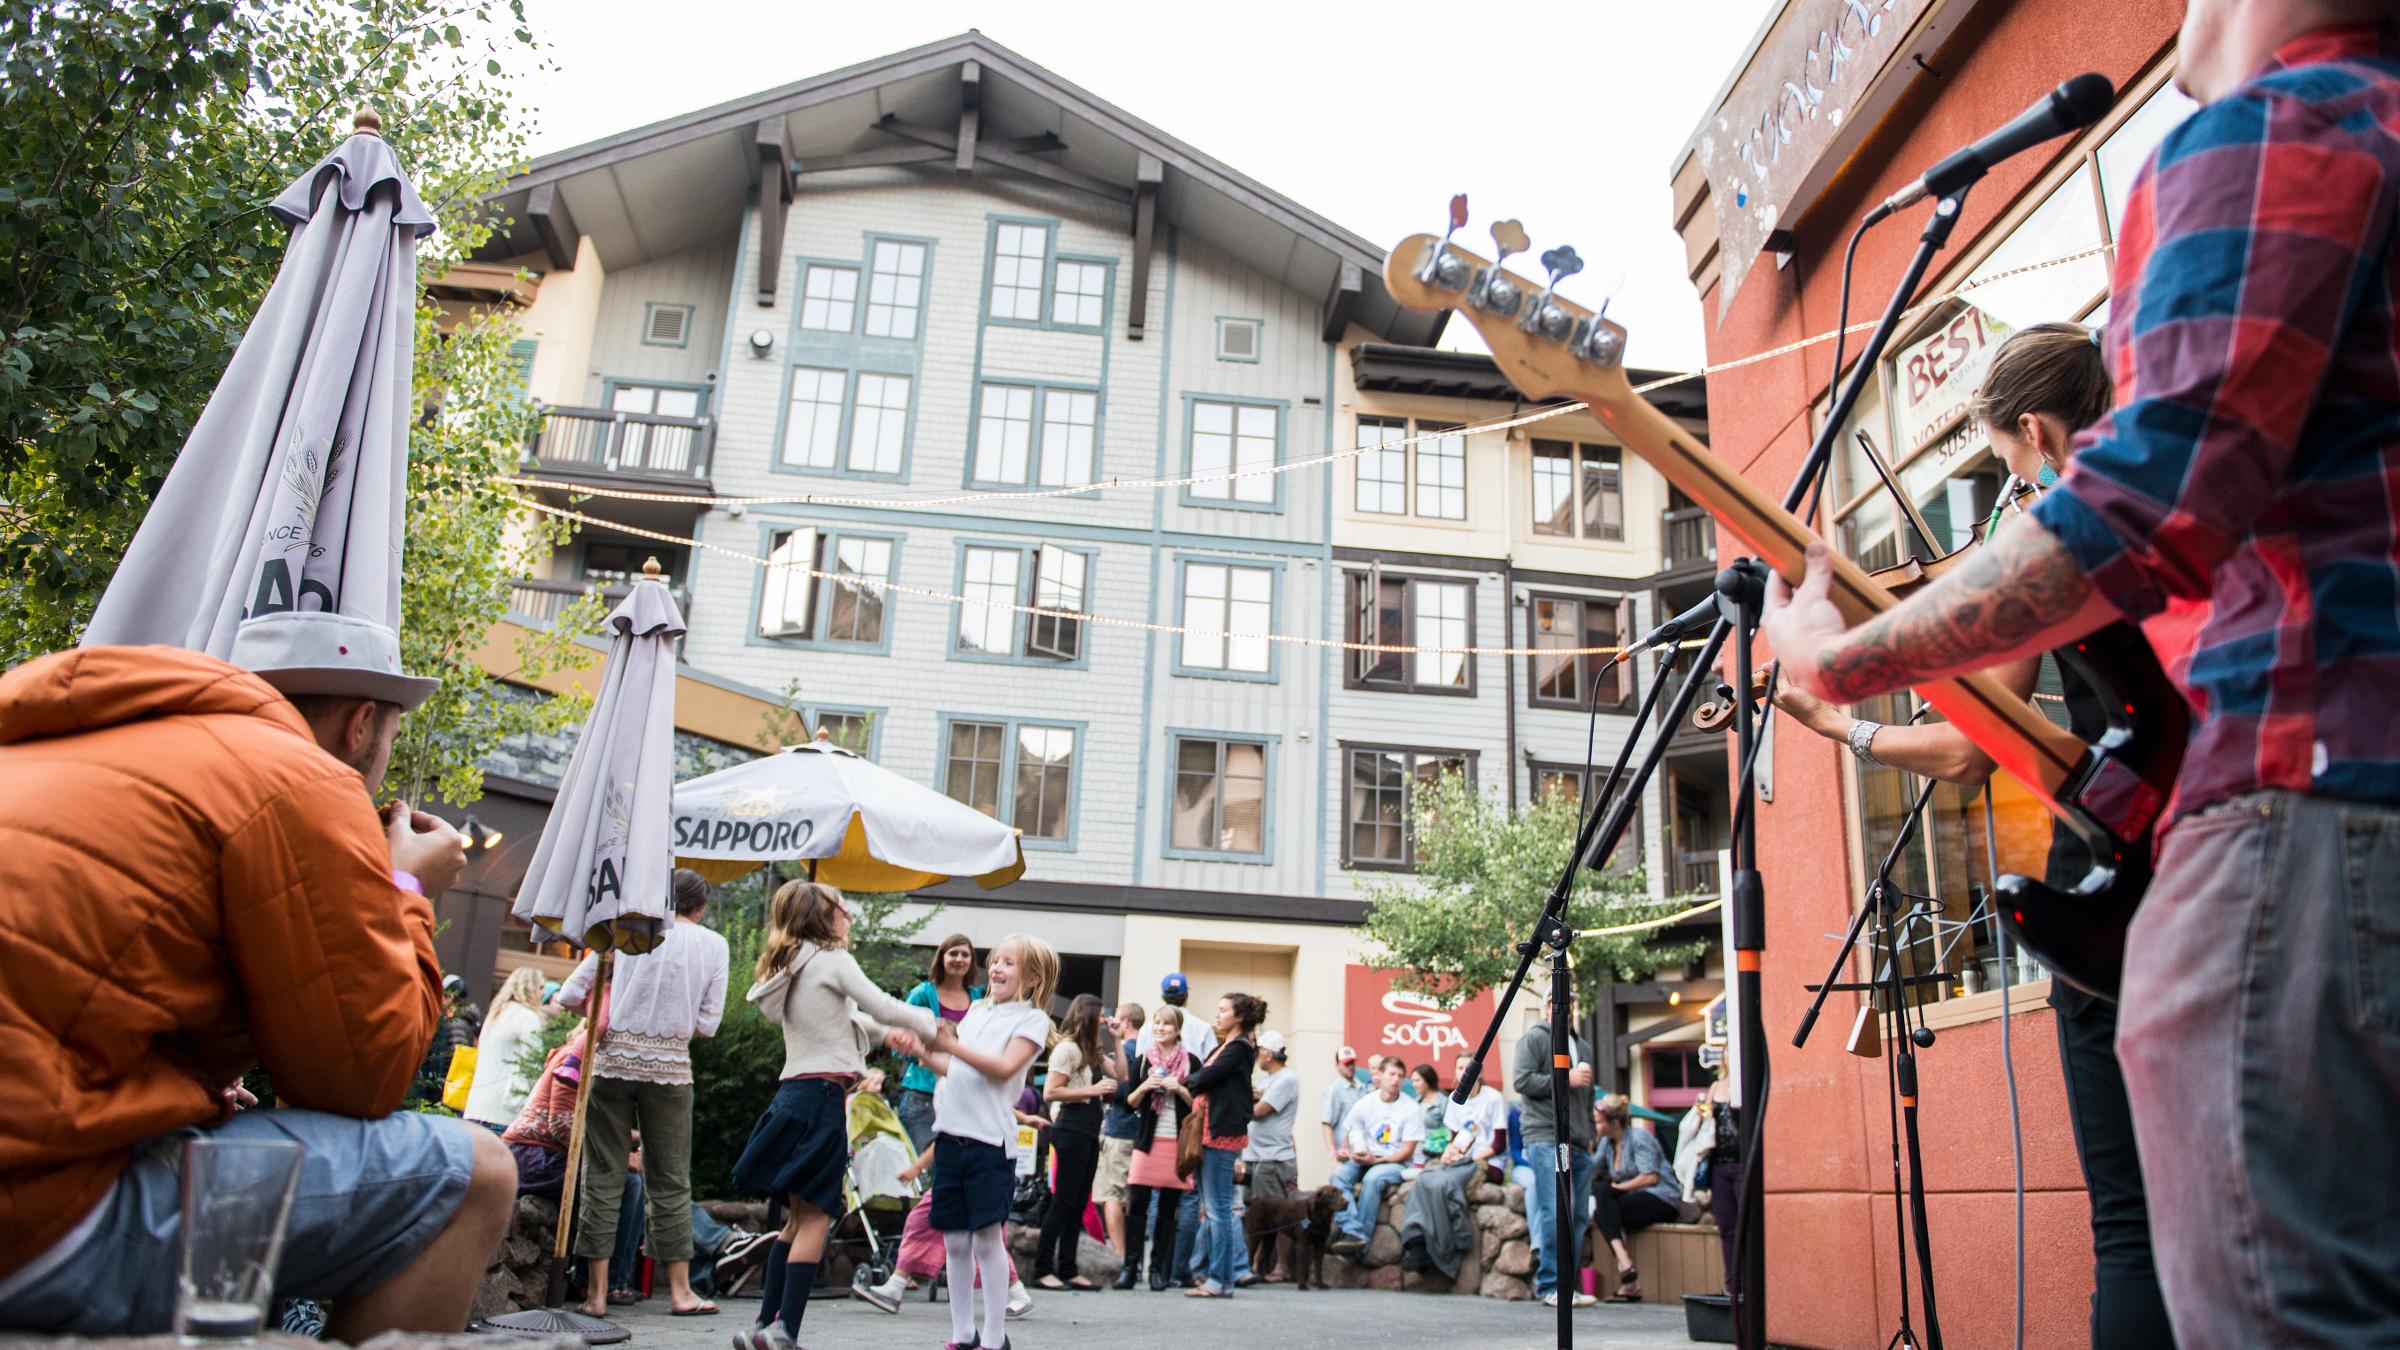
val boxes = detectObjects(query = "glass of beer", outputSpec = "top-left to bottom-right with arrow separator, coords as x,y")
176,1138 -> 304,1342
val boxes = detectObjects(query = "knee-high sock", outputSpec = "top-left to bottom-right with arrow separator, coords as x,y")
777,1259 -> 818,1339
974,1225 -> 1010,1349
755,1240 -> 790,1328
942,1231 -> 977,1347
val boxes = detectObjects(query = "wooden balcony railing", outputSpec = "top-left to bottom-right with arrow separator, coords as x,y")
508,577 -> 694,629
1670,849 -> 1721,897
1662,506 -> 1717,571
526,404 -> 715,480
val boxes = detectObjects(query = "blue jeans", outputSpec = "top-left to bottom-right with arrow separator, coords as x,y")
1171,1187 -> 1201,1279
897,1088 -> 937,1154
1329,1159 -> 1405,1241
1197,1146 -> 1241,1292
1188,1171 -> 1251,1283
1527,1142 -> 1596,1298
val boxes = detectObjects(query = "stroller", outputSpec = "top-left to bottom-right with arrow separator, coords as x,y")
715,1088 -> 920,1303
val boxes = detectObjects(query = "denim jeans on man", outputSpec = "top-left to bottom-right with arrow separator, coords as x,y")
1196,1146 -> 1242,1293
1329,1159 -> 1406,1241
2114,792 -> 2400,1349
1526,1143 -> 1595,1298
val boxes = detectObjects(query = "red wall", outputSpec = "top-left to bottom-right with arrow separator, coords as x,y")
1692,1 -> 2181,1346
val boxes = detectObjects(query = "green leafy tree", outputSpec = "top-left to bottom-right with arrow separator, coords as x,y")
1355,770 -> 1711,1024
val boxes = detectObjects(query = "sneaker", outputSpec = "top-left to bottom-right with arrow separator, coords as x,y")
1005,1282 -> 1034,1320
1574,1291 -> 1600,1307
1328,1234 -> 1365,1255
850,1276 -> 903,1315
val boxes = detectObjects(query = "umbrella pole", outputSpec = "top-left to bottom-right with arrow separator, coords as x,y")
554,949 -> 611,1267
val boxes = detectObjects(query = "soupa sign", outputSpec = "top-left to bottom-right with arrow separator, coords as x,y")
1344,965 -> 1497,1068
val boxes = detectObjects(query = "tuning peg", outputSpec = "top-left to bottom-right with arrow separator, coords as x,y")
1416,194 -> 1475,290
1541,244 -> 1583,286
1448,194 -> 1469,233
1491,219 -> 1529,266
1519,243 -> 1586,341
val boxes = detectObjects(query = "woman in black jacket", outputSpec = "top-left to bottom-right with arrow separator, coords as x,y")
1179,992 -> 1264,1298
1119,1005 -> 1196,1289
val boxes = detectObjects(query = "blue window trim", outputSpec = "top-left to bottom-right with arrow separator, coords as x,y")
935,712 -> 1089,853
640,301 -> 694,349
945,538 -> 1098,671
1213,315 -> 1264,364
981,215 -> 1061,329
1169,553 -> 1284,684
1046,253 -> 1117,335
766,357 -> 922,484
742,521 -> 903,656
793,258 -> 864,337
963,376 -> 1108,492
1178,392 -> 1290,514
599,375 -> 713,416
1160,728 -> 1280,863
861,232 -> 939,343
799,703 -> 887,759
769,233 -> 935,483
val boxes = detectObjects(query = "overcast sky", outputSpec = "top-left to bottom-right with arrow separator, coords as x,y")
513,1 -> 1781,371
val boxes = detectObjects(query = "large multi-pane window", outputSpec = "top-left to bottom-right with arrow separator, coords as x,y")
822,537 -> 892,644
1344,747 -> 1471,869
1355,417 -> 1407,514
1528,761 -> 1641,873
1416,425 -> 1466,519
757,528 -> 891,646
988,223 -> 1048,321
946,719 -> 1078,843
781,368 -> 846,470
1012,725 -> 1077,840
973,385 -> 1035,485
1347,571 -> 1473,693
944,721 -> 1008,818
865,240 -> 927,339
812,710 -> 873,757
1189,401 -> 1277,505
973,383 -> 1100,488
1173,738 -> 1267,854
1052,260 -> 1107,328
1528,593 -> 1631,709
1180,562 -> 1273,674
956,547 -> 1017,655
1532,440 -> 1623,540
782,367 -> 907,476
847,374 -> 910,476
955,544 -> 1089,663
800,265 -> 858,332
1038,389 -> 1097,486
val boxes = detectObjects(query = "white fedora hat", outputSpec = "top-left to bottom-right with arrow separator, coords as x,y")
230,611 -> 439,710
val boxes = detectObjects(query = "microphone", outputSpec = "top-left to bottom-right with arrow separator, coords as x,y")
1621,593 -> 1722,660
1875,73 -> 2114,217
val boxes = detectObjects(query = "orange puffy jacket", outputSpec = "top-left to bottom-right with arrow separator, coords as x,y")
0,647 -> 444,1277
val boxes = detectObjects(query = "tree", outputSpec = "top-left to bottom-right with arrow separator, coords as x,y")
1354,770 -> 1711,1027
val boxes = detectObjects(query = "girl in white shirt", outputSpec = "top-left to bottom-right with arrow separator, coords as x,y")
918,934 -> 1058,1350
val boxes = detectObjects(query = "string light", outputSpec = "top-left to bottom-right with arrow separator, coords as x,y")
1576,896 -> 1725,939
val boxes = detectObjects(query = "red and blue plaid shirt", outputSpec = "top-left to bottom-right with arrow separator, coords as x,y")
2031,24 -> 2400,827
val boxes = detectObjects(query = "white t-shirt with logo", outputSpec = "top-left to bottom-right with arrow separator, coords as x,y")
1340,1091 -> 1426,1160
931,999 -> 1052,1149
1442,1085 -> 1508,1159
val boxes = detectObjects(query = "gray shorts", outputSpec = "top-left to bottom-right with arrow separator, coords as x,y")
1246,1158 -> 1297,1200
0,1107 -> 478,1335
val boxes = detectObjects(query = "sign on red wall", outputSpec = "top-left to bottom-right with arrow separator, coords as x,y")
1344,965 -> 1498,1078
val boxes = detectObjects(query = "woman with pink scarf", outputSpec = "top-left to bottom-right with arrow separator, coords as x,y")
1117,1004 -> 1196,1290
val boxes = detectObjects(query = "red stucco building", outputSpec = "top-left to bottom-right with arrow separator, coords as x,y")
1668,1 -> 2187,1346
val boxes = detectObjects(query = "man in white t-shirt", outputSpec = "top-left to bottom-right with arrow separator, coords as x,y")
1327,1059 -> 1424,1252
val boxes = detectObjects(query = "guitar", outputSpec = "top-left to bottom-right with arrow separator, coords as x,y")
1381,222 -> 2186,998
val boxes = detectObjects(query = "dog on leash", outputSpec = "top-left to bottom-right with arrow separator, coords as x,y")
1245,1184 -> 1345,1290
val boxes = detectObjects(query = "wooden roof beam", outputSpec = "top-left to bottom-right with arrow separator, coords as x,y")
525,181 -> 580,272
1128,153 -> 1162,341
1321,262 -> 1362,343
956,60 -> 981,172
753,117 -> 792,307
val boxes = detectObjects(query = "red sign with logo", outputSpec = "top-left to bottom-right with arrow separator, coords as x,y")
1344,965 -> 1498,1078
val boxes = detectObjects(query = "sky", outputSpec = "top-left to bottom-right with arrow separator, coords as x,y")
511,1 -> 1782,373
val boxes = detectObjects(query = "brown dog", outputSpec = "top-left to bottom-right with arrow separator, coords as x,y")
1245,1184 -> 1345,1290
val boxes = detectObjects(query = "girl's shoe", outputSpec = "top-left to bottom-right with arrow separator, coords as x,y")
852,1273 -> 905,1314
1005,1281 -> 1034,1319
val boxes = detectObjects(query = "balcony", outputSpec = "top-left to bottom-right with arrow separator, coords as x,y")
527,404 -> 715,481
1662,506 -> 1717,573
1669,849 -> 1721,898
508,576 -> 695,631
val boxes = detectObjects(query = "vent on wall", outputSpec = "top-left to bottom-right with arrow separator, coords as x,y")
1216,318 -> 1261,362
644,303 -> 692,348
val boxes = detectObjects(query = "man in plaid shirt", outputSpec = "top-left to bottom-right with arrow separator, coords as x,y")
1768,2 -> 2400,1343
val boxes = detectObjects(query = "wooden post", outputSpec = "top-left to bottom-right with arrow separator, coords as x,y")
551,949 -> 613,1263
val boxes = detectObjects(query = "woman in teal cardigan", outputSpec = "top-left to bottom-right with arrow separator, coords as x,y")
896,933 -> 982,1151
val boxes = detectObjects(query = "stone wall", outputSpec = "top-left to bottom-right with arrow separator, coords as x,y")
1317,1177 -> 1536,1301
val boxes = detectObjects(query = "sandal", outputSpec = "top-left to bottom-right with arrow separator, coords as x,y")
1607,1265 -> 1643,1302
1033,1275 -> 1068,1292
607,1289 -> 640,1306
1065,1276 -> 1097,1291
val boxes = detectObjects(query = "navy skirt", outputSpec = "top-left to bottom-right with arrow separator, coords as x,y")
928,1131 -> 1014,1232
732,1077 -> 848,1214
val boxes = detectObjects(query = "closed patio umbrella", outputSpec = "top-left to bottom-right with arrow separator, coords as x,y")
84,112 -> 430,653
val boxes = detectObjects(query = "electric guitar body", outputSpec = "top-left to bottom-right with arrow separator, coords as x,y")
1381,223 -> 2184,998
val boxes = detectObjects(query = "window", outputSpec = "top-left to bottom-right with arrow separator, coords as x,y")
1344,747 -> 1472,869
813,710 -> 874,757
782,367 -> 845,470
1216,318 -> 1261,362
1415,424 -> 1466,520
642,303 -> 691,347
1173,738 -> 1267,854
1355,417 -> 1407,514
800,265 -> 858,332
1038,389 -> 1097,486
865,240 -> 927,340
847,373 -> 909,476
1527,762 -> 1642,872
1025,545 -> 1086,662
989,223 -> 1048,320
957,546 -> 1016,655
758,527 -> 819,638
973,385 -> 1035,484
822,537 -> 892,644
1528,594 -> 1631,709
1013,726 -> 1077,840
1347,570 -> 1474,693
1188,400 -> 1277,505
508,339 -> 537,390
582,542 -> 687,586
1532,440 -> 1624,540
945,721 -> 1007,818
608,383 -> 703,419
1052,260 -> 1107,328
1180,562 -> 1272,674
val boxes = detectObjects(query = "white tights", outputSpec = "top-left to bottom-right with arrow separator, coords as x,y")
941,1224 -> 1011,1349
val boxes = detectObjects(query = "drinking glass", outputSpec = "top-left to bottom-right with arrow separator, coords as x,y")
176,1138 -> 304,1343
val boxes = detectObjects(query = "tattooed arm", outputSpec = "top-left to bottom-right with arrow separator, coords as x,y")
1764,518 -> 2120,705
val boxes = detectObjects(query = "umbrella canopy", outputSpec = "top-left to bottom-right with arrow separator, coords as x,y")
673,739 -> 1026,891
83,116 -> 432,654
511,574 -> 686,954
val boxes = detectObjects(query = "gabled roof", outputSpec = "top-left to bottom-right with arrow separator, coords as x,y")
478,32 -> 1445,346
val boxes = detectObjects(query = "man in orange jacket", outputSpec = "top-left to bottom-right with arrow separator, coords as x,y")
0,612 -> 516,1338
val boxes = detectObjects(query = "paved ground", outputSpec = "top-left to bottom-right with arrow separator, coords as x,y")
599,1286 -> 1699,1349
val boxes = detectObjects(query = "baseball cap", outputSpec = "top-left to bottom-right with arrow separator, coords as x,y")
1258,1030 -> 1287,1057
1336,1044 -> 1358,1064
1161,971 -> 1190,1001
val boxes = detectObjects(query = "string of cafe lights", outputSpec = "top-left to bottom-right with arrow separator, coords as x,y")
498,243 -> 2115,513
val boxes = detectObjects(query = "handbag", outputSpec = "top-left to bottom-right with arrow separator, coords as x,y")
440,1044 -> 477,1112
1174,1096 -> 1205,1180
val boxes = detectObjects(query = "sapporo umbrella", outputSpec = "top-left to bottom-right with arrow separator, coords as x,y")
492,562 -> 681,1341
83,113 -> 430,652
673,735 -> 1026,889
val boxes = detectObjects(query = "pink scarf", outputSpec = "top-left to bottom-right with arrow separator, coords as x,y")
1145,1038 -> 1189,1082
